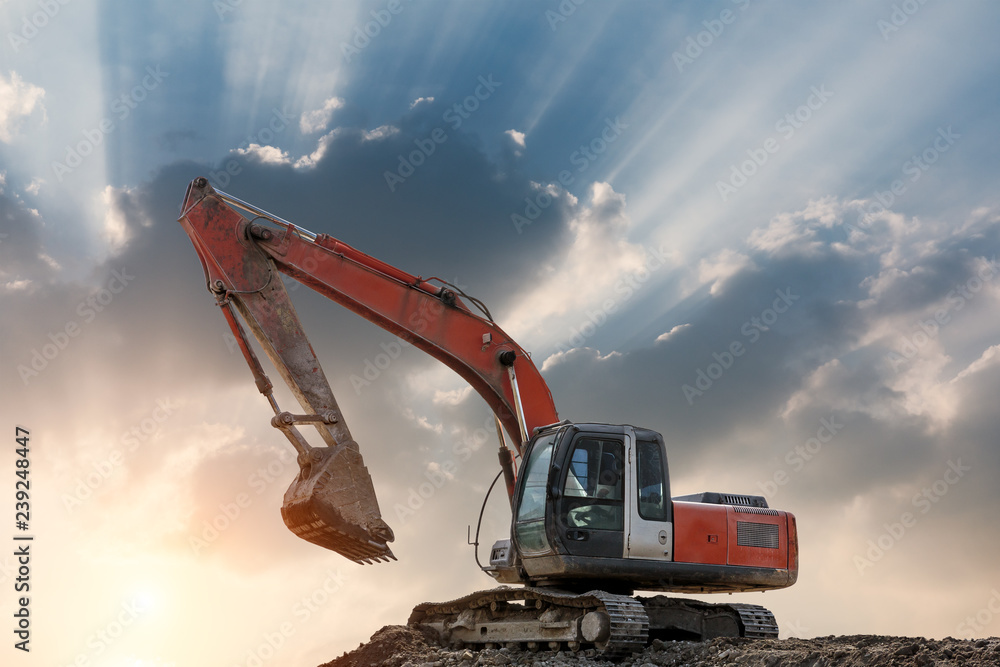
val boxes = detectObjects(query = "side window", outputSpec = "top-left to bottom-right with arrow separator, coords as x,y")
562,438 -> 623,530
637,439 -> 668,521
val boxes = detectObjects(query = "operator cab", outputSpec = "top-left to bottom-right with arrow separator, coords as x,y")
493,422 -> 673,591
488,421 -> 797,595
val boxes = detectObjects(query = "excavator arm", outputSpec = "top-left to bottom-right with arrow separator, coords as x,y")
178,177 -> 558,563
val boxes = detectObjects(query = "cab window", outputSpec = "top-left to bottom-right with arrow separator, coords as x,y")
637,439 -> 668,521
562,438 -> 623,530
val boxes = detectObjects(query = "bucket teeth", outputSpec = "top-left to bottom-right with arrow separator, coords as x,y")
280,445 -> 395,563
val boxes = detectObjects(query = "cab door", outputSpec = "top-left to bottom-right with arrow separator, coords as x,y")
624,427 -> 673,560
555,433 -> 626,559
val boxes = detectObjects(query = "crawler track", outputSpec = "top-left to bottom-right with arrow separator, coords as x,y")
409,587 -> 776,658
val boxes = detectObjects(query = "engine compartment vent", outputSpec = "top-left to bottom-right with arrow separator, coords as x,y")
673,491 -> 769,508
734,506 -> 779,516
737,521 -> 779,549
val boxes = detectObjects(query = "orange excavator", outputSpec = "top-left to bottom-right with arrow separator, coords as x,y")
178,177 -> 798,657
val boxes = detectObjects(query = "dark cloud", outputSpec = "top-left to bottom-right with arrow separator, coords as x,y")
157,129 -> 200,152
544,202 -> 1000,519
0,190 -> 54,284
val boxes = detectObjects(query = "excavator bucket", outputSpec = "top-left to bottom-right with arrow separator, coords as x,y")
281,445 -> 396,563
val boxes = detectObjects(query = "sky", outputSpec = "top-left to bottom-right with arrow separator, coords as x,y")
2,1 -> 1000,665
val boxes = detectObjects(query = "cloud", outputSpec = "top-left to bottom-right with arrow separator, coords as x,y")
697,248 -> 754,295
655,323 -> 691,343
25,178 -> 43,195
501,181 -> 661,346
234,143 -> 291,165
3,278 -> 32,292
953,344 -> 1000,382
541,198 -> 1000,521
300,96 -> 345,134
102,186 -> 131,253
0,71 -> 45,142
505,129 -> 525,148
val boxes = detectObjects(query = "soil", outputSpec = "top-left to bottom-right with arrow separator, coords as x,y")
319,627 -> 1000,667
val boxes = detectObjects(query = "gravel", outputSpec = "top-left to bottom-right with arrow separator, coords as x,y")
319,627 -> 1000,667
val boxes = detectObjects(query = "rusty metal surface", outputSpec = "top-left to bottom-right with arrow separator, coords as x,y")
179,177 -> 395,562
281,445 -> 395,563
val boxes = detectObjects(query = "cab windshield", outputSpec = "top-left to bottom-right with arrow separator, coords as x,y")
514,432 -> 557,554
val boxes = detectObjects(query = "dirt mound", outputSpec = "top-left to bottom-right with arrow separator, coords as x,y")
317,625 -> 435,667
318,628 -> 1000,667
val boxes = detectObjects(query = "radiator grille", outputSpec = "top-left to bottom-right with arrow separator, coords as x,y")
737,521 -> 779,549
734,506 -> 779,515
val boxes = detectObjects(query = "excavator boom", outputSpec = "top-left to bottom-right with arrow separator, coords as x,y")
178,178 -> 558,562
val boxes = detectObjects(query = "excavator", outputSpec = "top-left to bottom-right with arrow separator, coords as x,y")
178,177 -> 798,658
